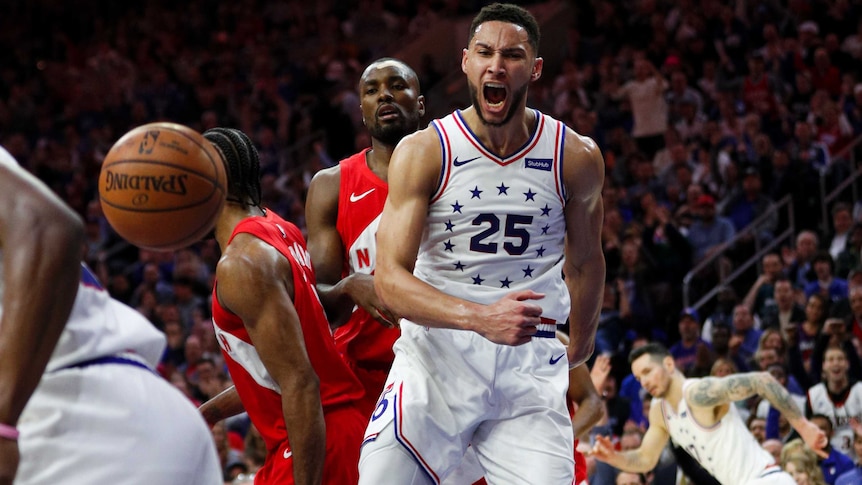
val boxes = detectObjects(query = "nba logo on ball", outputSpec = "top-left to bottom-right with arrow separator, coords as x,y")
98,122 -> 227,251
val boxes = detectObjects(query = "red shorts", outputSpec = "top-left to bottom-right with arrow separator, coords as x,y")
354,366 -> 391,418
254,404 -> 366,484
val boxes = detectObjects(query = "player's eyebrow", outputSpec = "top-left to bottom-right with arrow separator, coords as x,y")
473,41 -> 528,55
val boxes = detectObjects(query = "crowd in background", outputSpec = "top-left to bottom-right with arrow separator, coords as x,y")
4,0 -> 862,483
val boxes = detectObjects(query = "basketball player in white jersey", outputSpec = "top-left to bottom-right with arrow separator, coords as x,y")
0,146 -> 221,484
592,342 -> 828,485
359,3 -> 606,484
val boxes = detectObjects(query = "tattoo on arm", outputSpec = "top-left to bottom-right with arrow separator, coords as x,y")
687,373 -> 802,421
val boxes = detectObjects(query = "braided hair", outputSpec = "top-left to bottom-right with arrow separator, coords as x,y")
203,127 -> 262,207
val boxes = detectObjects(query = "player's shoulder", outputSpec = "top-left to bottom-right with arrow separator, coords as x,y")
219,232 -> 290,283
561,124 -> 602,163
308,163 -> 342,190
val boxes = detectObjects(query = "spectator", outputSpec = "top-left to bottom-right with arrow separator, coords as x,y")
613,57 -> 669,159
720,165 -> 778,248
686,193 -> 736,290
669,307 -> 713,377
809,414 -> 855,484
804,251 -> 850,305
835,428 -> 862,485
835,223 -> 862,280
730,304 -> 764,369
795,293 -> 831,375
828,203 -> 855,261
761,277 -> 807,341
786,230 -> 821,289
745,253 -> 787,319
807,346 -> 862,459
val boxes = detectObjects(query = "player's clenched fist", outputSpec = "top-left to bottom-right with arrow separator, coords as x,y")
471,290 -> 545,345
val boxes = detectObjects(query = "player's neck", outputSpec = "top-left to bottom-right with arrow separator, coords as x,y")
462,106 -> 534,156
214,202 -> 264,250
663,372 -> 685,407
366,140 -> 396,183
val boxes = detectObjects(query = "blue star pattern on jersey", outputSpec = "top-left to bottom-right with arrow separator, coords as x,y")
418,109 -> 570,323
429,176 -> 564,291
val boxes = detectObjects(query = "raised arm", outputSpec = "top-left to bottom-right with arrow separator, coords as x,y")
591,399 -> 669,473
685,372 -> 827,455
216,236 -> 324,485
0,151 -> 84,482
374,129 -> 543,345
562,131 -> 606,367
305,166 -> 395,328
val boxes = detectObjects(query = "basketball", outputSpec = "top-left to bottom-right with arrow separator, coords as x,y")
98,122 -> 227,251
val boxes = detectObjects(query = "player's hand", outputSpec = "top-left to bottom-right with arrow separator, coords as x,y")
0,438 -> 19,485
345,274 -> 398,328
590,353 -> 612,390
796,419 -> 829,459
589,435 -> 616,462
475,290 -> 544,345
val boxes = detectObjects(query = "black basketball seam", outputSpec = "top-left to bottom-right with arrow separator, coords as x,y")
165,125 -> 228,194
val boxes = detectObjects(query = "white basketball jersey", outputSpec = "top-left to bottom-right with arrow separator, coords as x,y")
808,381 -> 862,458
657,380 -> 777,485
415,109 -> 570,323
0,146 -> 166,371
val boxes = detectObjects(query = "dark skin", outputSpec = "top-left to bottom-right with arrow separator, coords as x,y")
0,155 -> 84,484
306,59 -> 425,329
207,200 -> 324,485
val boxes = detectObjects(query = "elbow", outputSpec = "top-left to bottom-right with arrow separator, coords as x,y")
373,261 -> 398,309
281,369 -> 321,399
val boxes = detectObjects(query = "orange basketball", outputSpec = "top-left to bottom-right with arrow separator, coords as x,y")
98,122 -> 227,251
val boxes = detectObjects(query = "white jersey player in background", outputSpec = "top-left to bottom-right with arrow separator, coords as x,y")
592,342 -> 827,485
0,146 -> 221,484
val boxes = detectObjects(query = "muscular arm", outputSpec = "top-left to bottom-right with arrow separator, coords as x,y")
562,131 -> 606,367
0,157 -> 83,483
306,166 -> 395,329
217,236 -> 324,485
592,400 -> 669,473
685,372 -> 828,454
199,385 -> 245,427
0,160 -> 84,427
374,129 -> 543,345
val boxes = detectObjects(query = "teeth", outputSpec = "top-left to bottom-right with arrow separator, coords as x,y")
488,100 -> 504,108
485,83 -> 505,89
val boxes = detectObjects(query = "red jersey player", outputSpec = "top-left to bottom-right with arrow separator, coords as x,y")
306,58 -> 425,417
200,127 -> 365,485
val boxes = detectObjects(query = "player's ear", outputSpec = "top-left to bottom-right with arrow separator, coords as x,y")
417,95 -> 426,118
531,57 -> 543,82
461,48 -> 469,74
663,355 -> 675,371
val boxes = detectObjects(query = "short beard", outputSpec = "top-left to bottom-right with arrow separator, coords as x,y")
367,116 -> 417,146
467,80 -> 528,127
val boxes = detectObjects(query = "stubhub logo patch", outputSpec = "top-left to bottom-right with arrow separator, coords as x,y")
525,158 -> 552,171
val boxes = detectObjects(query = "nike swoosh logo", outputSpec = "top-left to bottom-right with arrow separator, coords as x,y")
453,156 -> 480,166
549,353 -> 565,365
283,449 -> 293,459
350,188 -> 376,202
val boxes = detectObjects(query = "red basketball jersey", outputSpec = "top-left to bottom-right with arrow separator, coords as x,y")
334,150 -> 401,414
211,210 -> 364,483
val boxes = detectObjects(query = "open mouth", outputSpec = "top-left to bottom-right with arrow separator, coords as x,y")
377,105 -> 401,121
483,83 -> 507,108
